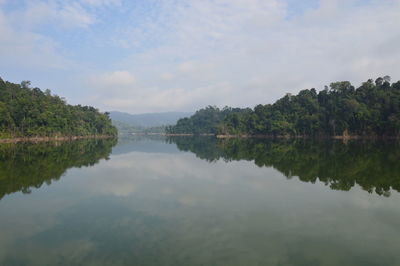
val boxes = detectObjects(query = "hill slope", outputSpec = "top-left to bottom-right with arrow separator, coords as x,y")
0,78 -> 117,138
167,77 -> 400,137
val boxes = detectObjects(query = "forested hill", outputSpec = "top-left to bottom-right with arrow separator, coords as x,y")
167,76 -> 400,137
0,78 -> 117,138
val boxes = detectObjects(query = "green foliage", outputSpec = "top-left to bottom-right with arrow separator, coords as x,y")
166,106 -> 251,135
168,136 -> 400,196
0,138 -> 117,199
167,77 -> 400,137
0,78 -> 117,138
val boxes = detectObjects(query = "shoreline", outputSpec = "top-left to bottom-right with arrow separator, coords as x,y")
0,135 -> 116,144
164,133 -> 400,140
217,134 -> 400,140
164,133 -> 214,136
215,134 -> 389,139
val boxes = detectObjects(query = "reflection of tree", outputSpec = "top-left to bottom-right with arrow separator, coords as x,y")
0,139 -> 117,199
168,137 -> 400,196
166,136 -> 222,162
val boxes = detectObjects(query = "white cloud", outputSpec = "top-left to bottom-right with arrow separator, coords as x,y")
6,1 -> 96,29
0,8 -> 71,70
160,73 -> 174,81
2,0 -> 400,113
58,2 -> 96,28
89,70 -> 136,87
86,0 -> 400,113
81,0 -> 122,7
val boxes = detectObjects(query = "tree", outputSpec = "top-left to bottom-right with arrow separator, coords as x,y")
20,80 -> 31,89
0,78 -> 117,138
383,75 -> 391,83
167,77 -> 400,138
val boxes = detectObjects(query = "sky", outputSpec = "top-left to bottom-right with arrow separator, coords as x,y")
1,0 -> 400,114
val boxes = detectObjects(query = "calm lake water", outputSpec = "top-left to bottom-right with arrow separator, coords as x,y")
1,137 -> 400,266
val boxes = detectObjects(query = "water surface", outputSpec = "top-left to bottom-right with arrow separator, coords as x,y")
0,137 -> 399,266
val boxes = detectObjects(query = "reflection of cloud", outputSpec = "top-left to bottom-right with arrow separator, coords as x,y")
72,147 -> 310,204
39,140 -> 400,218
3,140 -> 400,266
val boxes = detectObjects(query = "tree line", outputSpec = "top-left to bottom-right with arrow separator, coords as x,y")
0,78 -> 117,138
167,76 -> 400,137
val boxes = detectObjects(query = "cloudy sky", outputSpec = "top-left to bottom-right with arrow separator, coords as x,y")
1,0 -> 399,114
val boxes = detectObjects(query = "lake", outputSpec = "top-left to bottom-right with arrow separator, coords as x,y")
1,137 -> 400,266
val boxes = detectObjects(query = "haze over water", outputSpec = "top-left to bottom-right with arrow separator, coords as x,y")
0,137 -> 399,266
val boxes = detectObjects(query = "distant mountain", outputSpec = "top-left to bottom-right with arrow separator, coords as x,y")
109,111 -> 192,127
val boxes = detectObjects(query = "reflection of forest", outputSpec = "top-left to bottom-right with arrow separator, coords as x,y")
168,137 -> 400,196
0,139 -> 117,199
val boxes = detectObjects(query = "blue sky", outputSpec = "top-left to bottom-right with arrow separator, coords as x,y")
1,0 -> 400,113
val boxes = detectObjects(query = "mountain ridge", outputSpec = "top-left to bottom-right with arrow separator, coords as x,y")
109,111 -> 192,127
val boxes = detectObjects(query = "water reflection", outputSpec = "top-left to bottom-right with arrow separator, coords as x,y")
1,137 -> 400,266
167,137 -> 400,196
0,139 -> 117,200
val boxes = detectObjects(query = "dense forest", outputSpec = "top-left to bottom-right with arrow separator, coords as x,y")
167,76 -> 400,137
0,138 -> 117,200
0,78 -> 117,138
168,136 -> 400,196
